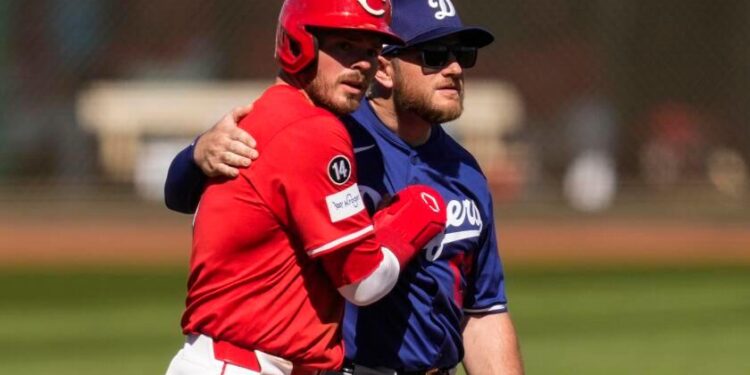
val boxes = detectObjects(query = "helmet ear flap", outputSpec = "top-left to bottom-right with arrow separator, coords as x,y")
275,24 -> 319,74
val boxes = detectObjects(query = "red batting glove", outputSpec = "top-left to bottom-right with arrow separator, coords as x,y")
372,185 -> 447,268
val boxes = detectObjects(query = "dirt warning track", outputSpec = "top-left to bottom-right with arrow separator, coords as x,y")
2,213 -> 748,267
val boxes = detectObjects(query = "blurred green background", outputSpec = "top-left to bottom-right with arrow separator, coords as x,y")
2,264 -> 749,374
1,0 -> 749,374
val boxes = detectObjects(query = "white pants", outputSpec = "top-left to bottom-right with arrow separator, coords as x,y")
166,334 -> 293,375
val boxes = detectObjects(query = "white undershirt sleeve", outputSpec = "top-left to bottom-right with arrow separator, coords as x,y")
337,247 -> 400,306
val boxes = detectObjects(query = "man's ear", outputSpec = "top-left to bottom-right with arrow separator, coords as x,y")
374,55 -> 395,89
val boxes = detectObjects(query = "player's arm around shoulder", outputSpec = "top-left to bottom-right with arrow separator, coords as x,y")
164,143 -> 207,213
164,105 -> 258,213
276,116 -> 448,306
193,105 -> 259,179
462,312 -> 524,375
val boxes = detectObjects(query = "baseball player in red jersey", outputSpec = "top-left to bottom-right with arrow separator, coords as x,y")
165,1 -> 447,375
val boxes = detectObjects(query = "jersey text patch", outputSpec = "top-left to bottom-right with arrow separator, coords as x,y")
326,184 -> 365,222
328,155 -> 352,185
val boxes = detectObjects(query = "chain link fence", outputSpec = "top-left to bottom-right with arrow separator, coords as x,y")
0,0 -> 748,212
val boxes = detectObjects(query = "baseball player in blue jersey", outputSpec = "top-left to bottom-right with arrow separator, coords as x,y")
165,1 -> 523,374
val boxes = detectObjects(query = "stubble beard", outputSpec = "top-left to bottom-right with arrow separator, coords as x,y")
393,72 -> 464,124
307,72 -> 365,116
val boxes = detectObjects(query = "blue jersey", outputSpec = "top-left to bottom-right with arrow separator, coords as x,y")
163,100 -> 508,372
340,101 -> 508,371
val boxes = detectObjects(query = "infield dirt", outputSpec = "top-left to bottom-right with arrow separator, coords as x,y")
2,200 -> 748,267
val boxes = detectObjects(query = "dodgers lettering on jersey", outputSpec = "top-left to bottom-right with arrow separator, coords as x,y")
340,101 -> 508,371
425,198 -> 483,262
162,97 -> 507,371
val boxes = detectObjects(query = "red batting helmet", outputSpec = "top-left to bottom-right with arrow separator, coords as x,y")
275,0 -> 403,74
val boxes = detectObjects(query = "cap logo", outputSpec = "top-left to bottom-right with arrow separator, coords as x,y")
428,0 -> 456,20
357,0 -> 387,17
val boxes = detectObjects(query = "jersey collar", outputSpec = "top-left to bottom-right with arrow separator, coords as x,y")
352,99 -> 444,156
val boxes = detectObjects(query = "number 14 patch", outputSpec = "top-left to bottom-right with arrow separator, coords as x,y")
328,155 -> 352,185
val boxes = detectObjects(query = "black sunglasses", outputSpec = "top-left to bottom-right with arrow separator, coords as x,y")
389,45 -> 478,69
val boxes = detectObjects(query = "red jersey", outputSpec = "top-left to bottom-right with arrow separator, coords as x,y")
182,85 -> 380,370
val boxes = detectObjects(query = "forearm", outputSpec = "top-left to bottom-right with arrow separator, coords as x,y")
164,144 -> 207,213
335,246 -> 400,306
462,312 -> 524,375
322,185 -> 447,306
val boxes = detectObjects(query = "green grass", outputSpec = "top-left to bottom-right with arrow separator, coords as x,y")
507,265 -> 750,374
0,267 -> 187,374
1,265 -> 749,374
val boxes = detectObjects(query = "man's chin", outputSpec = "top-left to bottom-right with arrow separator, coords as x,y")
326,97 -> 361,116
423,104 -> 463,124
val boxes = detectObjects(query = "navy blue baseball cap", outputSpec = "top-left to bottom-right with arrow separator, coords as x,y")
383,0 -> 495,54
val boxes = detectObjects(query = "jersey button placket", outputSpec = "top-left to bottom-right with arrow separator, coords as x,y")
408,153 -> 419,183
